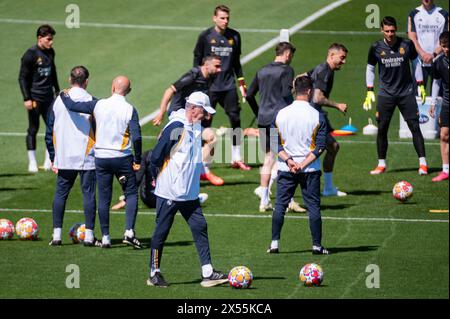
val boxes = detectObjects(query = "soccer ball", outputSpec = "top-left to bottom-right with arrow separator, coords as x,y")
69,223 -> 82,243
0,218 -> 15,239
15,217 -> 39,240
228,266 -> 253,289
299,263 -> 324,287
76,224 -> 86,243
392,181 -> 413,203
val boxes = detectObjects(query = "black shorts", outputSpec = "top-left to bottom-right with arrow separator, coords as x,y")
202,89 -> 240,128
377,94 -> 419,122
439,102 -> 449,128
258,124 -> 273,153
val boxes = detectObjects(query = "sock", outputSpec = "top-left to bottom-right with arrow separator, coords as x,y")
260,187 -> 269,205
419,157 -> 427,166
102,234 -> 110,244
232,145 -> 241,162
323,172 -> 334,191
150,268 -> 160,277
443,164 -> 449,174
312,245 -> 323,251
271,240 -> 279,249
53,228 -> 62,241
202,264 -> 213,278
28,150 -> 37,164
203,163 -> 210,174
378,159 -> 386,167
268,169 -> 277,193
85,229 -> 93,242
44,150 -> 51,167
124,229 -> 134,238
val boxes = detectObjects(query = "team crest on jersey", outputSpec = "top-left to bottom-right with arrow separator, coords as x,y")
36,56 -> 43,65
210,38 -> 217,44
399,47 -> 405,55
228,38 -> 234,45
380,51 -> 386,56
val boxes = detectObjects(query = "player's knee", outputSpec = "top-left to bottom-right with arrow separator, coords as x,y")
441,130 -> 449,143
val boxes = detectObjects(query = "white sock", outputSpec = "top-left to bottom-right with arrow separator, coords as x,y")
323,172 -> 334,191
268,169 -> 277,192
313,245 -> 322,251
443,164 -> 449,174
378,159 -> 386,167
232,145 -> 241,162
203,163 -> 210,174
53,228 -> 62,241
260,187 -> 269,205
85,229 -> 93,242
102,234 -> 110,244
271,240 -> 279,249
202,264 -> 213,278
419,157 -> 427,166
44,150 -> 51,166
150,268 -> 160,277
28,150 -> 37,164
124,229 -> 134,238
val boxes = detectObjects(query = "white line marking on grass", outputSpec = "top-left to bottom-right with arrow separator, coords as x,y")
0,208 -> 447,223
1,17 -> 403,36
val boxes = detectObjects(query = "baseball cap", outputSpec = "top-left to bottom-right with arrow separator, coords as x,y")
185,91 -> 216,114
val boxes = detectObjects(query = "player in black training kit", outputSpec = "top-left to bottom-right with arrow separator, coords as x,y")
363,16 -> 428,176
430,31 -> 449,182
246,42 -> 306,213
18,24 -> 60,173
307,43 -> 349,197
151,54 -> 224,186
193,4 -> 251,170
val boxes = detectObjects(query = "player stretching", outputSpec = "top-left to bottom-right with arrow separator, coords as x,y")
363,16 -> 428,175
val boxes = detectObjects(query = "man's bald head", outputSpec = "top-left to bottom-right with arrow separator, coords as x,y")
112,75 -> 131,96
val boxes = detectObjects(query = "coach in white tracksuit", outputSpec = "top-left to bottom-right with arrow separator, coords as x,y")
45,65 -> 97,246
147,92 -> 228,288
59,76 -> 142,248
268,75 -> 330,255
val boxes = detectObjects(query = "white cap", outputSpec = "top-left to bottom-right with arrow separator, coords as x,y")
185,91 -> 216,114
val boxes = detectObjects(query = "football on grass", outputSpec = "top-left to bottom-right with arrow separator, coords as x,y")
0,218 -> 15,239
299,263 -> 324,287
392,181 -> 413,203
228,266 -> 253,289
15,217 -> 39,240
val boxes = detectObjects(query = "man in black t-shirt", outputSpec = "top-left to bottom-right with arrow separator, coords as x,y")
19,24 -> 60,173
363,16 -> 428,176
152,54 -> 224,186
307,43 -> 349,197
193,4 -> 251,171
430,31 -> 449,182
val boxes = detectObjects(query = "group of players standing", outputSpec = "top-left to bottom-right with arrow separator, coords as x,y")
17,2 -> 448,287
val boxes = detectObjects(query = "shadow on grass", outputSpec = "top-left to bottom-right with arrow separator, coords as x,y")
0,187 -> 38,192
321,204 -> 354,210
279,245 -> 379,255
389,167 -> 440,174
109,238 -> 193,249
345,190 -> 391,196
0,173 -> 34,178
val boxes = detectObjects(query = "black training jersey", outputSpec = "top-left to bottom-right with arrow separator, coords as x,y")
246,62 -> 294,126
432,54 -> 449,105
168,67 -> 211,114
18,45 -> 59,102
193,27 -> 243,92
307,61 -> 335,110
367,37 -> 418,97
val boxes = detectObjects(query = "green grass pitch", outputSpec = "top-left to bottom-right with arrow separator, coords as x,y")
0,0 -> 448,300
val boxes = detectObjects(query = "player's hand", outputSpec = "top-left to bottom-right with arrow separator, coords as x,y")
133,163 -> 141,171
286,158 -> 298,173
336,103 -> 348,115
51,163 -> 58,174
363,91 -> 375,111
429,104 -> 436,118
238,77 -> 247,103
151,179 -> 156,188
421,52 -> 434,64
418,83 -> 426,105
24,100 -> 34,110
152,111 -> 164,126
